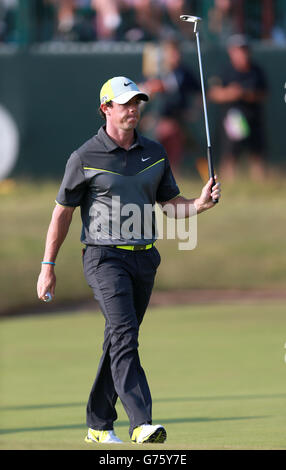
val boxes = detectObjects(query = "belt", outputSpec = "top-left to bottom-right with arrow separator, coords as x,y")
110,243 -> 154,251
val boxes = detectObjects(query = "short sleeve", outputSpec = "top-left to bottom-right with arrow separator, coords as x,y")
156,155 -> 180,203
181,67 -> 200,93
56,151 -> 87,207
221,67 -> 232,87
255,66 -> 268,92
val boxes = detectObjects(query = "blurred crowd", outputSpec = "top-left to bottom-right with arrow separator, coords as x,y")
1,0 -> 286,45
0,0 -> 284,182
139,33 -> 268,181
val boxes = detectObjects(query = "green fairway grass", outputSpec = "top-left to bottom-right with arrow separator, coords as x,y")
1,302 -> 286,450
1,176 -> 286,313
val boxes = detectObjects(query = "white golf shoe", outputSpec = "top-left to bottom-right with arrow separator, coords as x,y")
85,428 -> 123,444
131,424 -> 167,443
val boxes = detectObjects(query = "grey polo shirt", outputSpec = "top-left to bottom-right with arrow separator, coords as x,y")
56,126 -> 180,246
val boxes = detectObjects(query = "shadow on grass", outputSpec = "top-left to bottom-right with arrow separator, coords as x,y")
1,392 -> 285,412
0,415 -> 268,436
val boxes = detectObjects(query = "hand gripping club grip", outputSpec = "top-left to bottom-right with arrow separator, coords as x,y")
207,146 -> 218,204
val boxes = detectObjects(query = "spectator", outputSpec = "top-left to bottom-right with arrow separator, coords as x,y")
208,34 -> 268,182
0,0 -> 18,43
271,0 -> 286,44
157,0 -> 195,40
207,0 -> 240,44
53,0 -> 97,41
91,0 -> 121,40
120,0 -> 195,42
119,0 -> 165,41
56,0 -> 75,37
140,38 -> 201,175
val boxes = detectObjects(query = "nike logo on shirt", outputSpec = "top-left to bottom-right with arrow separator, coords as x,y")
142,157 -> 151,162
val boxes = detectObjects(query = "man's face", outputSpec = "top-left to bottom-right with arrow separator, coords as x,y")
102,96 -> 142,131
163,43 -> 181,72
228,46 -> 250,72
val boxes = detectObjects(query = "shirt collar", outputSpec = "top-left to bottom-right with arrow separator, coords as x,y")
98,126 -> 144,152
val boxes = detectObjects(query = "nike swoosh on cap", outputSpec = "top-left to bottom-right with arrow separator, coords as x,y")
124,81 -> 133,86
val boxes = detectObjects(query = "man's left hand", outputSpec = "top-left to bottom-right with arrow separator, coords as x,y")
195,177 -> 221,212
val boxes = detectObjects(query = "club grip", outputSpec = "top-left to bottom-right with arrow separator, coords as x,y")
207,146 -> 218,204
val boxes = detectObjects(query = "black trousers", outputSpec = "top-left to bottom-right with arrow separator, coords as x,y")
83,245 -> 161,436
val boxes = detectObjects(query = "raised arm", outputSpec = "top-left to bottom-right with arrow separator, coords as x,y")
209,83 -> 266,104
160,177 -> 221,218
37,204 -> 75,301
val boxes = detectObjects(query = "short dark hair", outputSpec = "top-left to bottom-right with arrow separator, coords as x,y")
98,101 -> 113,120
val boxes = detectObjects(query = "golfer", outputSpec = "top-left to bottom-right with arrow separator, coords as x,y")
37,76 -> 221,444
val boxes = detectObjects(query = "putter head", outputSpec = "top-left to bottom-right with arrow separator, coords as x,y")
180,15 -> 202,32
180,15 -> 202,23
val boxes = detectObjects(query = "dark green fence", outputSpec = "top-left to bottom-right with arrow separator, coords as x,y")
0,42 -> 285,178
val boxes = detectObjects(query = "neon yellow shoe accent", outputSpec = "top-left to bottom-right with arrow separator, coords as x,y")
131,424 -> 167,444
85,428 -> 123,444
131,426 -> 143,443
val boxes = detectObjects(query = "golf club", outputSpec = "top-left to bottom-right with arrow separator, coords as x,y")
180,15 -> 218,203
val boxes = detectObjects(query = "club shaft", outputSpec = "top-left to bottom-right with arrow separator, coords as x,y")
195,30 -> 218,202
180,15 -> 218,201
195,31 -> 211,149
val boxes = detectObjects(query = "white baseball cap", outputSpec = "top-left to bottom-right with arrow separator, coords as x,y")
100,76 -> 149,105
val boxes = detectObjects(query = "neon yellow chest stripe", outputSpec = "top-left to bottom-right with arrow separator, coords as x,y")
83,158 -> 165,175
83,167 -> 122,176
137,158 -> 165,174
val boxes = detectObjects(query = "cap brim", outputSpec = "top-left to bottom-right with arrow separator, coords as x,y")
112,91 -> 149,104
